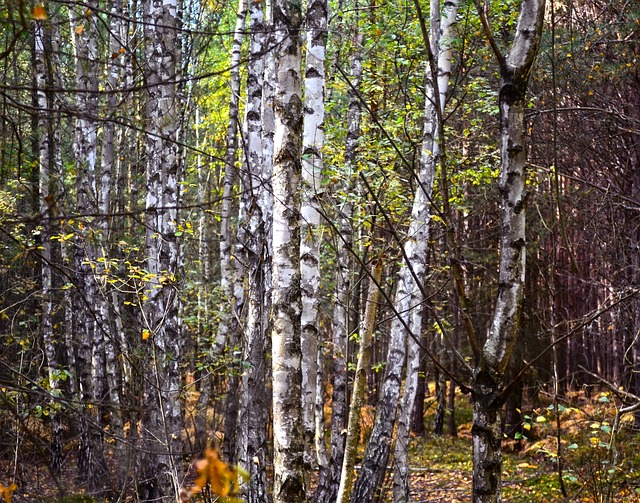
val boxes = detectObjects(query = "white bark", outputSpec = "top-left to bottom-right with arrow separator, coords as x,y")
35,17 -> 64,475
140,0 -> 185,498
317,20 -> 362,503
471,1 -> 545,501
271,0 -> 307,499
99,1 -> 125,485
393,2 -> 459,501
70,1 -> 109,495
301,0 -> 328,470
215,0 -> 248,353
236,1 -> 270,500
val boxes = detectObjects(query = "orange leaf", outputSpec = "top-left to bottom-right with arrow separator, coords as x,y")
75,25 -> 85,35
32,5 -> 48,20
0,483 -> 17,503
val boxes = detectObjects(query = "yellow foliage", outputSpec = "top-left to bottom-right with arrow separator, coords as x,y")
0,483 -> 17,503
180,448 -> 248,502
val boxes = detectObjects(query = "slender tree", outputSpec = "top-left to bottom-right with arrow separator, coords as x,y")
301,0 -> 328,470
215,0 -> 248,354
271,0 -> 307,499
393,1 -> 459,500
70,0 -> 109,494
139,0 -> 185,498
469,0 -> 545,500
315,5 -> 362,499
34,12 -> 64,476
337,258 -> 383,503
238,0 -> 270,500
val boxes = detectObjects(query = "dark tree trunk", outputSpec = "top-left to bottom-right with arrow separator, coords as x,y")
410,345 -> 428,437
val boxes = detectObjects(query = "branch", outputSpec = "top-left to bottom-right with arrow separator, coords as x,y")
471,0 -> 504,66
497,288 -> 640,406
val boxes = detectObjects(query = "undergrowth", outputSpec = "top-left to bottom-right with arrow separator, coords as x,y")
404,386 -> 640,503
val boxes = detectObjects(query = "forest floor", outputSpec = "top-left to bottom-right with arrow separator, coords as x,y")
2,388 -> 640,502
387,387 -> 640,503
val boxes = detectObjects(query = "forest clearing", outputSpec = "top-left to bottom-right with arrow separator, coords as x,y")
1,0 -> 639,501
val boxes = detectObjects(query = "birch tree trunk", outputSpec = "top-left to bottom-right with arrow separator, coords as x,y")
271,0 -> 307,499
99,0 -> 126,488
301,0 -> 328,470
471,1 -> 545,501
393,2 -> 459,500
315,12 -> 362,502
218,0 -> 247,463
70,1 -> 109,495
349,2 -> 455,500
140,0 -> 185,499
215,0 -> 247,354
237,1 -> 269,500
34,16 -> 63,475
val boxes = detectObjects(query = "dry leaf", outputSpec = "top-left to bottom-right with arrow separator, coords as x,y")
32,5 -> 48,20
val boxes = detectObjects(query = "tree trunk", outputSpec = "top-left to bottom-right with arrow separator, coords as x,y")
316,12 -> 362,501
34,16 -> 64,476
301,0 -> 328,470
70,1 -> 109,495
271,0 -> 307,499
238,1 -> 270,500
470,0 -> 545,500
337,259 -> 383,503
139,0 -> 185,499
100,0 -> 126,489
215,0 -> 247,354
410,337 -> 428,437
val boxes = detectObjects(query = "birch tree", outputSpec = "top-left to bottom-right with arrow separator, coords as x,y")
69,1 -> 109,494
139,0 -> 185,498
347,0 -> 453,496
301,0 -> 328,470
34,13 -> 64,475
238,0 -> 269,499
218,0 -> 247,463
393,1 -> 459,500
271,0 -> 307,499
215,0 -> 247,354
99,0 -> 126,487
469,0 -> 545,500
315,7 -> 362,501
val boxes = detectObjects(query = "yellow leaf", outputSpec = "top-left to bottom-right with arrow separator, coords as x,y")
32,5 -> 48,20
142,330 -> 151,340
0,483 -> 17,503
181,448 -> 244,501
75,25 -> 85,35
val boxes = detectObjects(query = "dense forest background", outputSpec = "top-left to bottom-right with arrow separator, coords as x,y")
0,0 -> 639,501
